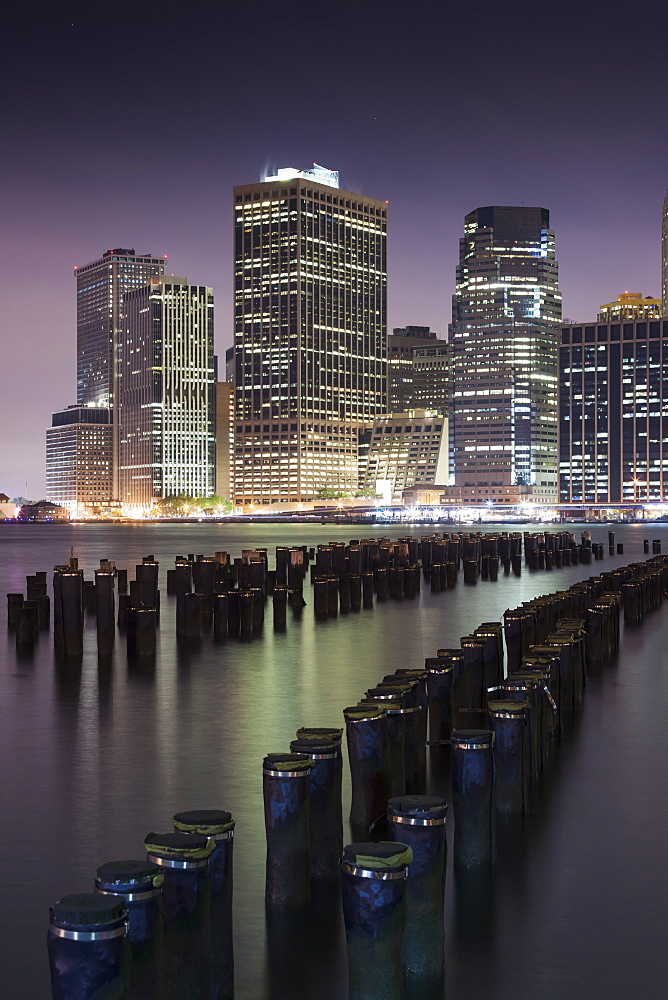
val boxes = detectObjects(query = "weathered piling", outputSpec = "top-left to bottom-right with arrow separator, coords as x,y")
173,810 -> 235,1000
341,842 -> 411,1000
58,570 -> 84,657
7,593 -> 24,629
213,592 -> 229,639
94,570 -> 115,654
426,655 -> 455,745
95,860 -> 163,1000
451,729 -> 494,867
239,591 -> 254,639
313,578 -> 329,620
47,893 -> 129,1000
144,832 -> 212,1000
15,602 -> 37,648
363,689 -> 407,797
362,571 -> 374,609
488,700 -> 528,815
181,592 -> 203,639
263,752 -> 312,906
289,735 -> 343,879
387,795 -> 448,983
344,704 -> 391,836
272,585 -> 288,630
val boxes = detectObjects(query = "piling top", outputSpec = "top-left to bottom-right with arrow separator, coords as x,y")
144,831 -> 213,861
296,727 -> 343,742
51,893 -> 127,928
394,668 -> 427,680
341,841 -> 413,874
387,795 -> 448,824
366,687 -> 403,701
343,704 -> 385,722
263,752 -> 312,773
451,728 -> 494,746
172,809 -> 234,836
96,860 -> 161,888
487,700 -> 527,716
290,737 -> 340,756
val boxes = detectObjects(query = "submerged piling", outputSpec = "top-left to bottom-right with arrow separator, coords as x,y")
341,842 -> 412,1000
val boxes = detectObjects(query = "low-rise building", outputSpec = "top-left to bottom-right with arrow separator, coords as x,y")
46,406 -> 113,512
18,500 -> 69,522
359,410 -> 448,502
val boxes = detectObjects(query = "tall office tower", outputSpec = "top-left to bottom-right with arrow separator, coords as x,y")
559,318 -> 668,503
450,206 -> 561,502
45,406 -> 113,512
75,248 -> 165,497
233,164 -> 387,504
118,276 -> 215,506
598,292 -> 661,322
662,190 -> 668,316
387,326 -> 444,411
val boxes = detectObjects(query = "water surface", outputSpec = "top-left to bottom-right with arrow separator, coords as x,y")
0,522 -> 666,998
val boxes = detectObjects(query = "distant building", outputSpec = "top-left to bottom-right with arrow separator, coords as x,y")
75,248 -> 165,498
0,493 -> 15,519
119,276 -> 215,505
215,382 -> 234,501
662,190 -> 668,316
597,292 -> 661,322
18,500 -> 69,522
450,206 -> 561,503
559,317 -> 668,502
233,165 -> 387,503
387,326 -> 444,412
410,345 -> 449,413
45,406 -> 113,511
359,410 -> 448,502
225,346 -> 235,384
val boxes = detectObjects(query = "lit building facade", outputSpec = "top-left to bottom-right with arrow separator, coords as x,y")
410,344 -> 449,413
450,206 -> 561,502
387,326 -> 443,412
119,277 -> 215,505
45,406 -> 113,511
597,292 -> 661,322
359,410 -> 448,501
233,164 -> 387,503
662,190 -> 668,316
215,381 -> 234,501
559,318 -> 668,502
75,248 -> 165,497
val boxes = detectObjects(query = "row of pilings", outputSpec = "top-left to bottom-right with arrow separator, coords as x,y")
8,530 -> 648,660
42,551 -> 668,999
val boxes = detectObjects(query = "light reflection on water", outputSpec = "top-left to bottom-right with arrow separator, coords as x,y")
0,522 -> 667,998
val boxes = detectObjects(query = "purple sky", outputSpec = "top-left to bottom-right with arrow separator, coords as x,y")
1,1 -> 666,498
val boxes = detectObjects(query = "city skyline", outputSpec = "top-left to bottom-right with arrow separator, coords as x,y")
1,2 -> 666,496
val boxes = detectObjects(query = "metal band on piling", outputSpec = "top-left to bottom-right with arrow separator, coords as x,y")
49,924 -> 127,942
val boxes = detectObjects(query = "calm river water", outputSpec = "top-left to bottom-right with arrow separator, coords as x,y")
0,521 -> 666,998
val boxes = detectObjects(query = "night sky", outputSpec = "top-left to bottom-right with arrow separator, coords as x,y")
1,1 -> 666,497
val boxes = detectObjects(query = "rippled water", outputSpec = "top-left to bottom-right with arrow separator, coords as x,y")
0,521 -> 666,998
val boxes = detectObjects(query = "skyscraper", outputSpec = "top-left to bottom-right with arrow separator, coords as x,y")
387,326 -> 445,412
559,317 -> 668,502
233,164 -> 387,504
118,276 -> 215,506
449,206 -> 561,502
76,248 -> 165,496
662,190 -> 668,316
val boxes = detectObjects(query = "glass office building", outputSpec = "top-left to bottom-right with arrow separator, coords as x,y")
233,165 -> 387,503
119,277 -> 215,505
450,206 -> 561,502
559,318 -> 668,503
